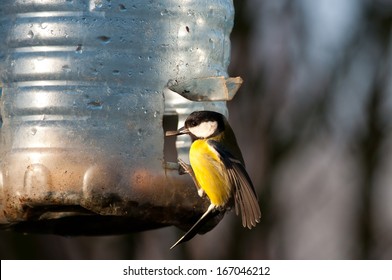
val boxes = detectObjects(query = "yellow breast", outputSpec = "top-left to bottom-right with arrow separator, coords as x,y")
189,140 -> 232,206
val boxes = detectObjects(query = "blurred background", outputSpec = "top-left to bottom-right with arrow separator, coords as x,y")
1,0 -> 392,259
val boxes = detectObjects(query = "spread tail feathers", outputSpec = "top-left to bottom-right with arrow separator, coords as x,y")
170,204 -> 217,249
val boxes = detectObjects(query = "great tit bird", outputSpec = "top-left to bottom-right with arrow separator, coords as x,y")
166,110 -> 261,249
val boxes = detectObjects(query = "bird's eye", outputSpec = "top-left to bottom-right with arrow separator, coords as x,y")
188,121 -> 197,127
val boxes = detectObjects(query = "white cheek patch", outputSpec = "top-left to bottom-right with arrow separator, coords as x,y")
189,121 -> 218,138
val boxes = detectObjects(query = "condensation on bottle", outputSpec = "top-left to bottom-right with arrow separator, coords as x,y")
0,0 -> 237,234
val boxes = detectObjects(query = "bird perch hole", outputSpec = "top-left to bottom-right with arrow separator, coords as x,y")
163,113 -> 179,163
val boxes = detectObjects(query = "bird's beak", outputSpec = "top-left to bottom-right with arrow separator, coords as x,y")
165,126 -> 189,137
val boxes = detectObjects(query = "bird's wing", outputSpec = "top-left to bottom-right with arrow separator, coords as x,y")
208,140 -> 261,229
170,204 -> 218,249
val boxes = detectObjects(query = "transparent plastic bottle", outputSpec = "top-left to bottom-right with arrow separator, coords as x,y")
0,0 -> 236,234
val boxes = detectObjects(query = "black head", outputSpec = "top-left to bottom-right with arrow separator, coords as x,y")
184,111 -> 225,139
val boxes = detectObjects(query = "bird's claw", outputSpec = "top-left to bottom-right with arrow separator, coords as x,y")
178,158 -> 192,175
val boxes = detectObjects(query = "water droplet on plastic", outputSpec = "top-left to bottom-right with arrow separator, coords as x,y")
87,100 -> 103,110
112,70 -> 120,75
27,30 -> 34,39
40,22 -> 48,29
119,4 -> 126,11
137,129 -> 142,136
97,36 -> 111,44
209,38 -> 215,49
94,0 -> 103,8
75,44 -> 83,53
31,128 -> 37,135
62,65 -> 71,72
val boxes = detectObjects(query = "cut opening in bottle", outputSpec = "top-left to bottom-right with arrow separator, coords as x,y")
163,113 -> 179,165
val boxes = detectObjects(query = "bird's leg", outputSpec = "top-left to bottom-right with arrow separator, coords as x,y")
178,158 -> 204,197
